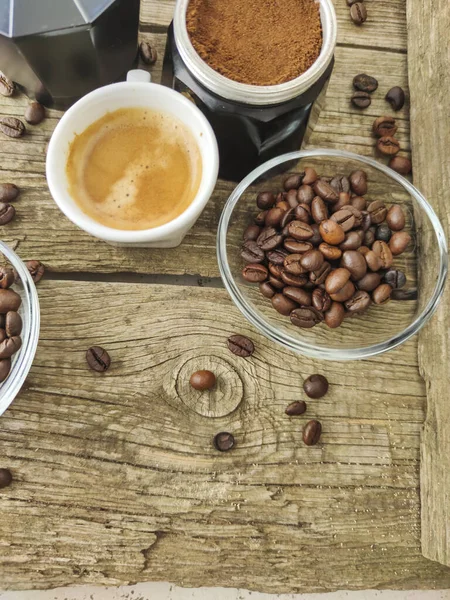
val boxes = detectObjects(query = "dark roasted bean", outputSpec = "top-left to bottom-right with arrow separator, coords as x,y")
312,288 -> 331,312
325,268 -> 351,295
0,203 -> 15,225
341,250 -> 367,281
373,116 -> 397,138
356,272 -> 381,292
313,180 -> 339,203
25,102 -> 45,125
0,467 -> 12,488
297,185 -> 315,205
0,183 -> 19,203
139,41 -> 158,65
5,311 -> 22,337
345,290 -> 371,313
0,71 -> 14,97
86,346 -> 111,372
0,289 -> 21,313
319,242 -> 342,261
283,287 -> 312,306
375,224 -> 392,243
383,269 -> 406,289
351,91 -> 371,108
389,156 -> 412,175
295,204 -> 311,223
349,170 -> 368,196
311,196 -> 328,223
386,86 -> 406,111
303,168 -> 318,185
257,227 -> 283,251
368,200 -> 388,225
288,221 -> 314,241
310,262 -> 331,286
340,231 -> 363,251
241,241 -> 265,263
213,432 -> 235,452
284,173 -> 304,191
259,282 -> 276,298
242,263 -> 268,283
0,267 -> 14,290
389,231 -> 411,255
284,253 -> 307,276
267,248 -> 289,265
285,401 -> 307,416
284,239 -> 313,254
290,307 -> 324,328
257,192 -> 275,210
325,301 -> 345,328
372,240 -> 393,268
350,2 -> 367,24
372,284 -> 393,305
386,205 -> 406,231
227,335 -> 254,357
0,117 -> 25,138
243,224 -> 261,242
353,73 -> 378,93
331,209 -> 355,233
304,374 -> 329,398
255,210 -> 268,226
377,136 -> 400,156
272,294 -> 298,316
351,196 -> 366,211
392,288 -> 418,301
281,271 -> 308,288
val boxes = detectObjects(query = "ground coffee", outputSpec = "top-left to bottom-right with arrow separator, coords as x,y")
186,0 -> 323,86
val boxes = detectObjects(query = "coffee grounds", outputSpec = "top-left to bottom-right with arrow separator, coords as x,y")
186,0 -> 323,87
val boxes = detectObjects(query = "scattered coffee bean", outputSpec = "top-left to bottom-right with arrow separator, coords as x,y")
227,334 -> 254,358
372,283 -> 392,305
86,346 -> 111,373
242,263 -> 268,283
285,400 -> 307,416
303,420 -> 322,446
375,224 -> 392,243
0,203 -> 15,225
303,374 -> 329,399
351,91 -> 371,109
0,468 -> 12,488
389,231 -> 411,255
139,41 -> 158,65
324,301 -> 345,328
213,432 -> 235,452
373,116 -> 397,138
25,102 -> 45,125
353,74 -> 378,93
0,267 -> 14,290
377,136 -> 400,156
0,117 -> 25,138
0,183 -> 19,203
284,173 -> 304,191
349,170 -> 368,196
383,269 -> 406,289
0,358 -> 11,383
389,156 -> 412,175
386,86 -> 406,111
5,311 -> 22,337
26,260 -> 45,283
350,2 -> 367,25
257,191 -> 275,210
386,205 -> 406,231
0,71 -> 14,97
290,307 -> 323,328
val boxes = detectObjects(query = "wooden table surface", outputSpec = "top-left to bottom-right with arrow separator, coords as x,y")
1,0 -> 449,594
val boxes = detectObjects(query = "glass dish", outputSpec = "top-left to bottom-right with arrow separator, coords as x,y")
217,150 -> 448,360
0,241 -> 40,416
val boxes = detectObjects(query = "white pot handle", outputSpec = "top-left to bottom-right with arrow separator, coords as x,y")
126,69 -> 152,83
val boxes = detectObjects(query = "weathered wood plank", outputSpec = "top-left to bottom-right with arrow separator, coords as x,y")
406,0 -> 450,568
1,281 -> 450,592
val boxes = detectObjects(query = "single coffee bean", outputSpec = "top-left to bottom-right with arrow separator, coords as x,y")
241,241 -> 265,263
214,432 -> 235,452
255,211 -> 268,226
331,209 -> 355,233
372,240 -> 393,268
280,207 -> 296,228
340,231 -> 363,251
25,102 -> 45,125
392,288 -> 418,301
300,250 -> 324,272
319,242 -> 342,261
367,200 -> 388,224
294,204 -> 311,223
345,290 -> 371,313
259,282 -> 276,298
313,180 -> 339,203
351,91 -> 371,109
281,271 -> 308,288
363,228 -> 375,247
377,136 -> 400,156
0,267 -> 14,289
312,288 -> 331,312
0,183 -> 19,203
330,280 -> 355,303
242,263 -> 268,283
386,86 -> 406,111
227,334 -> 254,358
290,307 -> 323,328
310,261 -> 331,286
267,248 -> 289,265
284,253 -> 307,276
332,192 -> 351,213
320,220 -> 345,245
265,207 -> 285,228
386,205 -> 406,231
272,294 -> 298,316
257,227 -> 283,251
284,189 -> 298,209
283,287 -> 312,306
0,71 -> 14,97
341,250 -> 367,281
0,203 -> 15,225
0,117 -> 25,138
373,116 -> 397,138
357,272 -> 381,292
353,73 -> 378,93
284,173 -> 304,191
288,220 -> 314,241
304,374 -> 328,398
269,275 -> 285,290
325,268 -> 351,295
269,263 -> 283,279
351,196 -> 366,211
309,224 -> 323,246
0,358 -> 11,382
389,156 -> 412,175
324,301 -> 345,329
383,269 -> 406,289
303,167 -> 317,185
284,239 -> 313,254
0,467 -> 12,488
5,311 -> 22,337
243,224 -> 261,242
372,283 -> 393,305
190,370 -> 216,391
330,176 -> 351,194
139,41 -> 158,65
0,336 -> 21,359
86,346 -> 111,372
361,211 -> 372,232
25,260 -> 45,284
349,170 -> 368,196
346,206 -> 363,228
296,185 -> 315,205
0,289 -> 21,313
285,401 -> 307,416
365,250 -> 382,272
389,231 -> 411,255
350,2 -> 367,24
257,191 -> 275,210
375,224 -> 392,243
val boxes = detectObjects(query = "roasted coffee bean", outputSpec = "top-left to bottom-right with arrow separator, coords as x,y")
277,200 -> 290,213
285,401 -> 307,416
357,272 -> 381,292
373,116 -> 397,138
330,280 -> 355,303
259,282 -> 276,298
280,207 -> 296,228
303,167 -> 318,185
330,176 -> 350,194
365,250 -> 382,272
310,261 -> 331,286
349,170 -> 368,196
139,41 -> 158,65
227,335 -> 254,357
267,248 -> 289,265
353,73 -> 378,93
284,287 -> 312,306
386,86 -> 406,111
325,301 -> 345,328
0,358 -> 11,383
367,200 -> 388,224
363,228 -> 375,247
241,241 -> 265,263
0,289 -> 21,313
281,271 -> 308,287
313,180 -> 339,203
267,263 -> 282,279
272,294 -> 298,316
243,224 -> 261,242
0,203 -> 15,225
319,242 -> 342,261
311,196 -> 328,223
242,263 -> 268,283
340,231 -> 363,251
386,205 -> 406,231
341,250 -> 367,281
0,468 -> 12,488
372,240 -> 393,268
257,227 -> 283,251
275,192 -> 286,204
265,207 -> 285,228
351,196 -> 366,211
389,156 -> 412,175
255,211 -> 268,226
346,206 -> 363,228
0,71 -> 14,97
372,283 -> 392,305
284,173 -> 304,191
351,91 -> 371,108
0,329 -> 6,343
383,269 -> 406,289
325,268 -> 351,295
288,221 -> 314,241
0,336 -> 21,359
284,239 -> 313,254
5,311 -> 22,337
345,290 -> 371,313
0,117 -> 25,138
284,253 -> 306,275
0,267 -> 14,290
392,288 -> 418,301
257,191 -> 275,210
350,2 -> 367,24
300,249 -> 324,272
294,204 -> 311,223
0,183 -> 19,203
312,288 -> 331,312
214,432 -> 235,452
331,209 -> 355,233
320,220 -> 345,245
375,224 -> 392,243
290,307 -> 323,328
86,346 -> 111,372
309,224 -> 323,246
269,275 -> 285,290
297,184 -> 315,205
332,192 -> 351,213
377,136 -> 400,156
190,370 -> 216,391
361,211 -> 372,232
389,231 -> 411,255
304,374 -> 328,398
25,102 -> 45,125
285,189 -> 298,209
25,260 -> 45,284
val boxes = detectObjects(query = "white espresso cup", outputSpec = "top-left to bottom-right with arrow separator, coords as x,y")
46,70 -> 219,248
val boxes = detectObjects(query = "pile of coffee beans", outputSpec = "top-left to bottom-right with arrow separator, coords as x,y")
241,168 -> 412,330
0,266 -> 23,383
347,0 -> 367,25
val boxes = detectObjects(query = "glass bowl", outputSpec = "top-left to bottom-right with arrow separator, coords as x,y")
217,150 -> 448,360
0,242 -> 40,416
